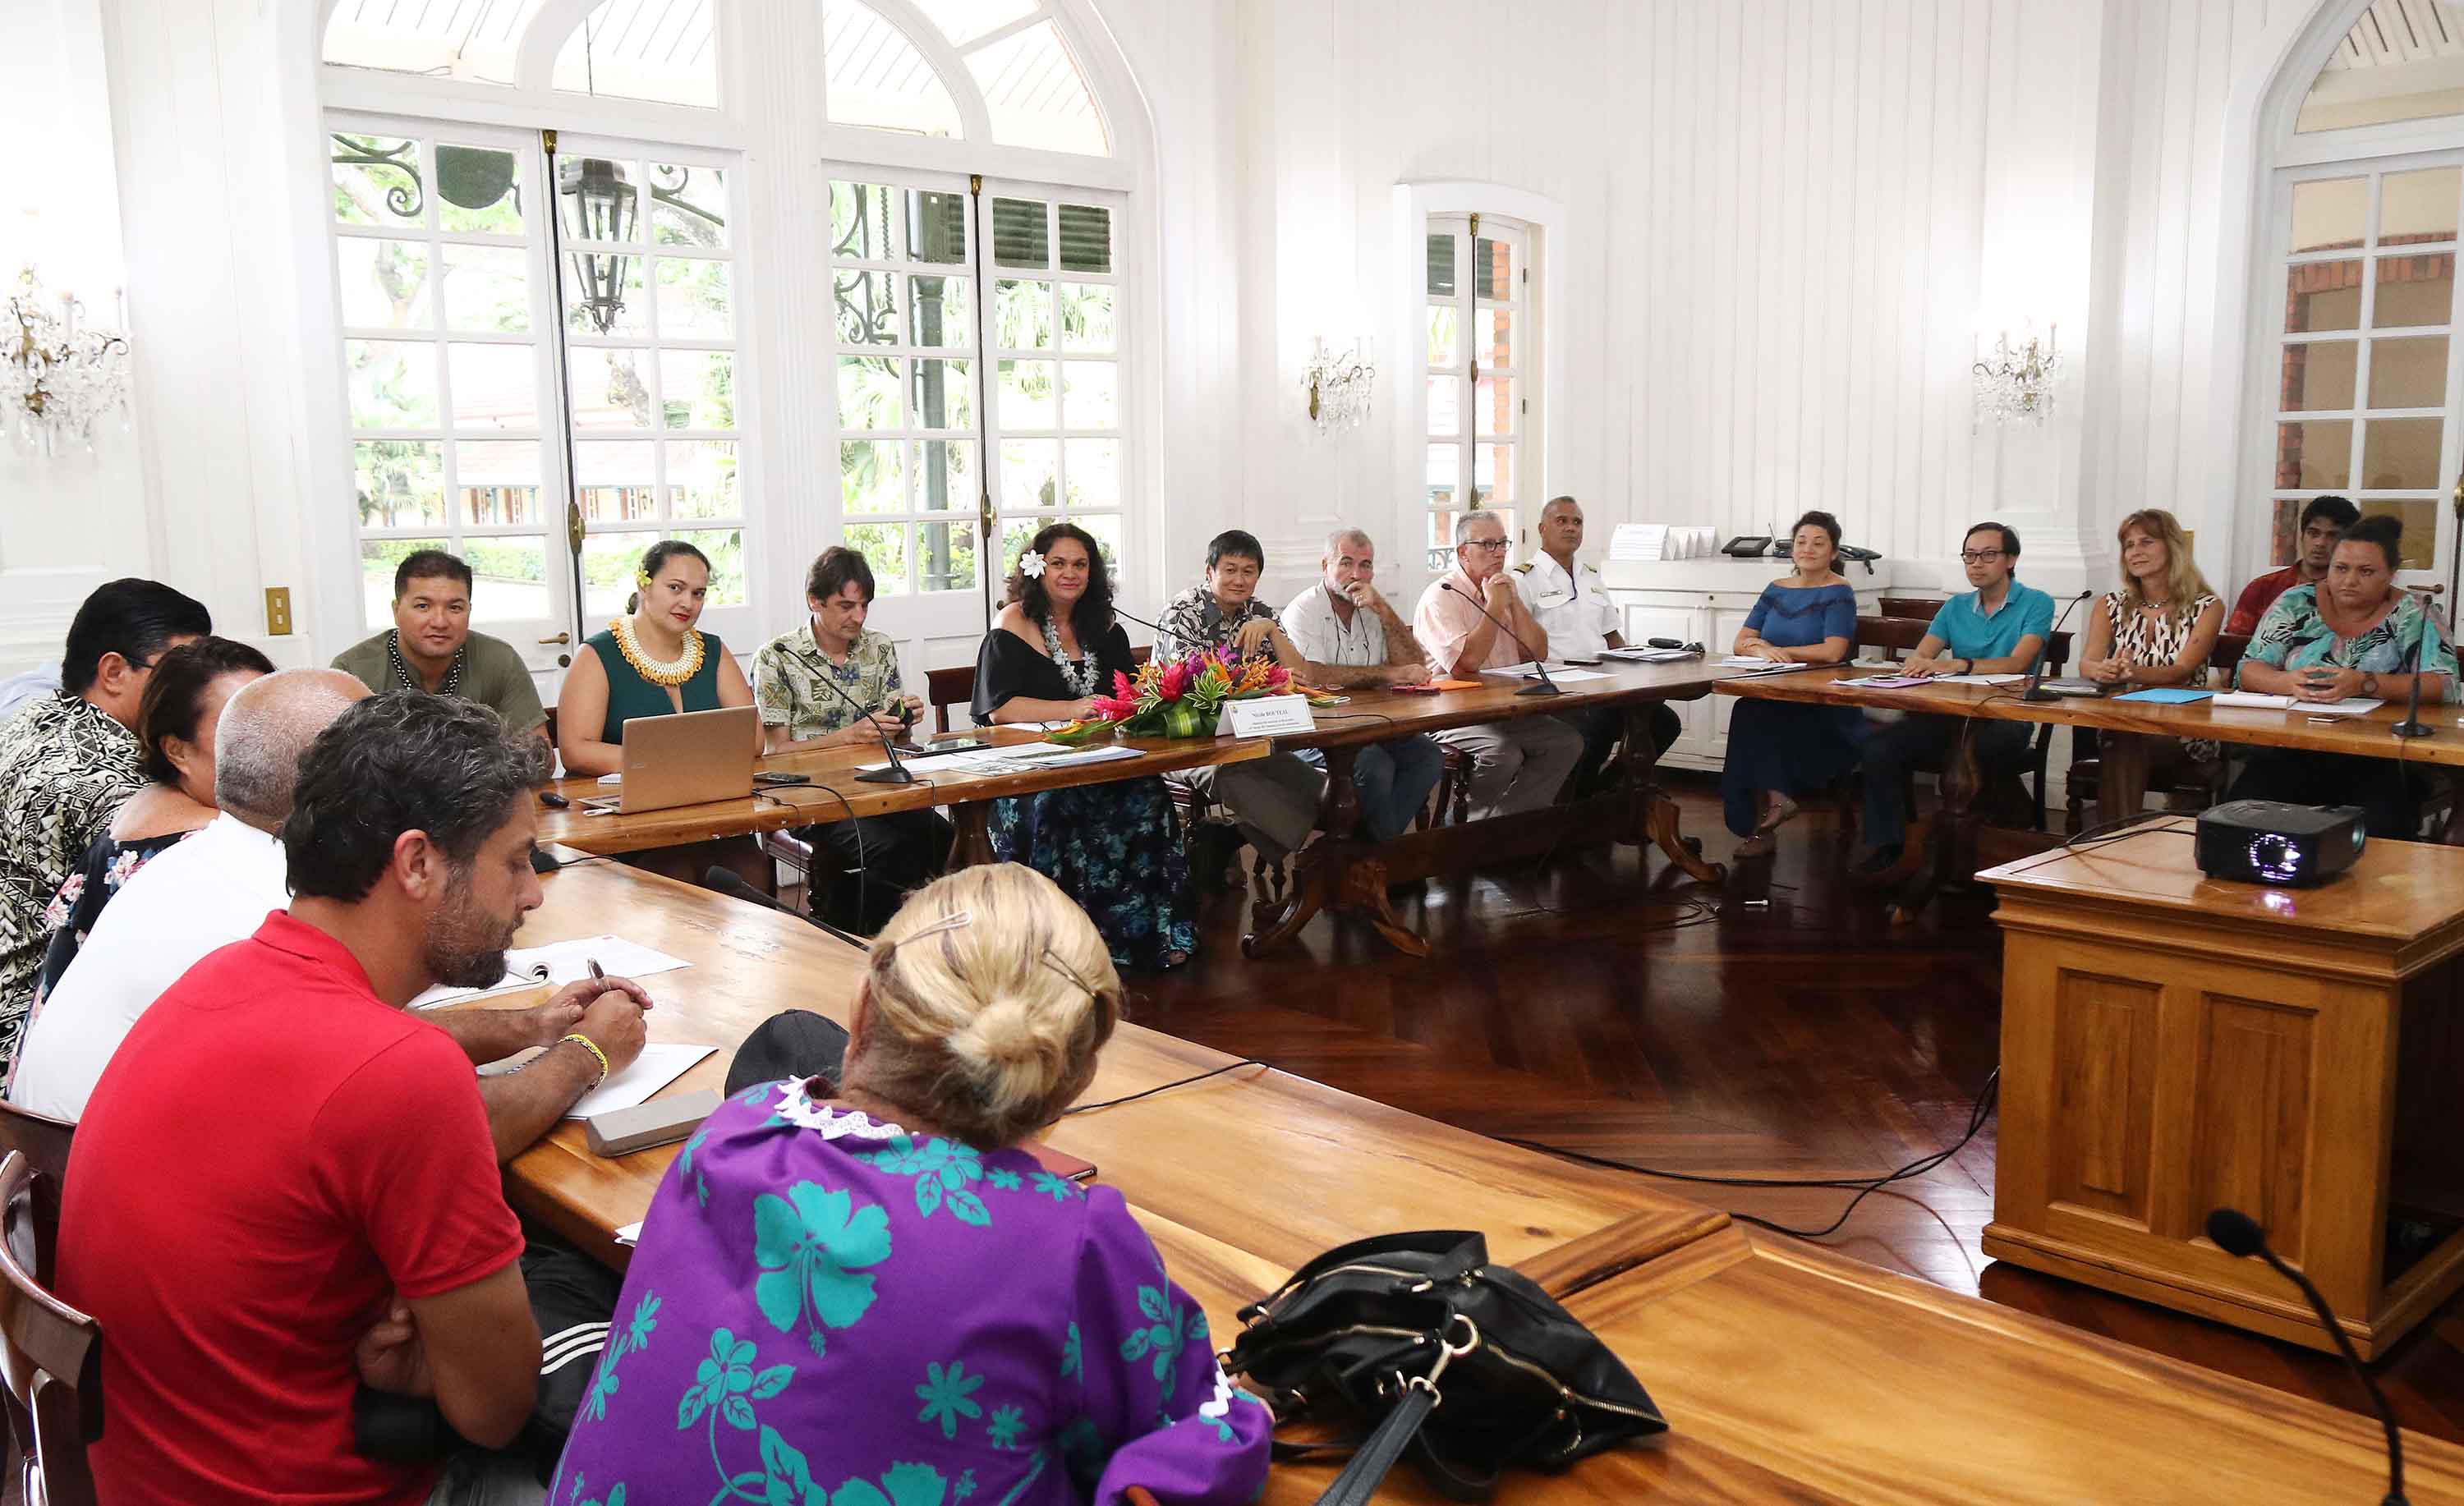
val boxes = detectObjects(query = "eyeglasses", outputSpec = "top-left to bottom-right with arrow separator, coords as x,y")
1959,549 -> 2007,565
1462,539 -> 1510,553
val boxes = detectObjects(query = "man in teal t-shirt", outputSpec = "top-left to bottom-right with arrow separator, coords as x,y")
1856,521 -> 2055,878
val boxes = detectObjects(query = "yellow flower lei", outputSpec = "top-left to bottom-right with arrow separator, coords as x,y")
609,614 -> 706,687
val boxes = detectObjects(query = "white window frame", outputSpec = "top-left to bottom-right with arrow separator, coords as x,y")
1421,213 -> 1533,576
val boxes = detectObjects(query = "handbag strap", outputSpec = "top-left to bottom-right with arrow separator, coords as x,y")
1309,1384 -> 1436,1506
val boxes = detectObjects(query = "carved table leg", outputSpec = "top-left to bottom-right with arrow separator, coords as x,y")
1626,699 -> 1725,884
947,802 -> 996,869
2098,729 -> 2150,830
1243,744 -> 1428,958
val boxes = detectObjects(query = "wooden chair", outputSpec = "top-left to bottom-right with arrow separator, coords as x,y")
1846,617 -> 2073,833
926,645 -> 1152,733
0,1104 -> 72,1289
0,1151 -> 102,1506
1879,596 -> 1944,622
2063,631 -> 2252,833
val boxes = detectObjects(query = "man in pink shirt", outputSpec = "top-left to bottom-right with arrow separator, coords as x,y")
1411,512 -> 1583,818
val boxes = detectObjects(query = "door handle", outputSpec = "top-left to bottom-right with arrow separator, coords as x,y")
538,632 -> 572,645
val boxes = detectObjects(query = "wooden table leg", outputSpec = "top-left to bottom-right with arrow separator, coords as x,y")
947,802 -> 996,869
1889,722 -> 1980,925
1624,700 -> 1726,884
2099,729 -> 2150,830
1242,745 -> 1428,958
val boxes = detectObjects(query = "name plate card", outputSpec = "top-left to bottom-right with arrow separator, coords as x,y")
1217,695 -> 1316,737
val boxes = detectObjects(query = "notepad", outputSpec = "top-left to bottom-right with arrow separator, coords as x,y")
409,936 -> 691,1010
1933,673 -> 2026,686
1841,674 -> 1930,689
2212,691 -> 2384,717
2112,687 -> 2213,705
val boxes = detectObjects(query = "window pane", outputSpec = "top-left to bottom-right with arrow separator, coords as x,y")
2361,417 -> 2443,489
436,145 -> 521,235
2372,255 -> 2454,327
558,158 -> 641,244
651,163 -> 729,249
1000,360 -> 1057,429
834,269 -> 900,346
669,440 -> 740,519
905,189 -> 968,264
337,240 -> 432,331
448,343 -> 537,433
2368,335 -> 2447,409
822,0 -> 962,140
999,516 -> 1056,576
582,533 -> 654,618
2301,12 -> 2464,134
1065,438 -> 1119,510
999,439 -> 1059,512
2291,177 -> 2366,254
913,438 -> 974,513
1427,233 -> 1455,297
669,530 -> 746,605
660,350 -> 735,429
995,280 -> 1054,351
563,255 -> 646,336
1478,309 -> 1514,370
355,441 -> 444,527
1474,236 -> 1510,300
1060,284 -> 1114,352
2281,341 -> 2356,411
553,2 -> 720,111
1427,375 -> 1460,437
1072,512 -> 1120,568
2382,168 -> 2461,247
917,517 -> 977,592
571,347 -> 653,429
440,245 -> 528,333
968,21 -> 1108,156
992,198 -> 1049,268
908,276 -> 972,347
844,522 -> 912,596
842,440 -> 905,515
462,538 -> 547,621
655,257 -> 732,339
910,359 -> 974,430
363,538 -> 446,629
911,0 -> 1035,48
831,181 -> 895,259
1427,305 -> 1459,367
457,440 -> 540,525
2276,420 -> 2353,489
573,440 -> 657,521
2269,498 -> 2302,567
1058,204 -> 1111,273
1425,443 -> 1459,507
839,356 -> 903,429
1474,443 -> 1511,504
1063,362 -> 1117,429
332,135 -> 422,227
2287,262 -> 2361,333
2357,500 -> 2438,568
347,340 -> 438,429
1474,374 -> 1512,437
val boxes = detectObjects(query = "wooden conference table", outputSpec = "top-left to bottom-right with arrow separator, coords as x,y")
460,857 -> 2464,1502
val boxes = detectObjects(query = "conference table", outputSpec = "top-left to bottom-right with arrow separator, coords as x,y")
454,856 -> 2464,1503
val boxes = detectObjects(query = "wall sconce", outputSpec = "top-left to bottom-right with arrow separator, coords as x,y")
1972,324 -> 2062,426
1302,337 -> 1375,434
2,265 -> 131,457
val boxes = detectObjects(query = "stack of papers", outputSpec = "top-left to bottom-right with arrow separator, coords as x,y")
1609,524 -> 1668,562
476,1041 -> 717,1118
1602,646 -> 1696,663
1718,658 -> 1810,673
861,742 -> 1142,776
2212,691 -> 2384,717
410,936 -> 691,1011
1933,673 -> 2026,686
1483,663 -> 1613,683
1841,674 -> 1931,689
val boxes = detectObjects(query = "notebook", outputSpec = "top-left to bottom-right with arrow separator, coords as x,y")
2112,687 -> 2213,705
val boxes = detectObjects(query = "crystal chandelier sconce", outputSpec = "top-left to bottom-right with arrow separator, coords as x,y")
2,265 -> 131,457
1302,337 -> 1376,434
1972,324 -> 2062,426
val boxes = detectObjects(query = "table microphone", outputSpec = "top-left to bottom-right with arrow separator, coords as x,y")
2206,1207 -> 2407,1505
701,865 -> 867,950
806,660 -> 918,784
1439,581 -> 1563,696
2020,591 -> 2095,702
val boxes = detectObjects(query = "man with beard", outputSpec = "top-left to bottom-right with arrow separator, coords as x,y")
14,675 -> 646,1156
58,692 -> 646,1505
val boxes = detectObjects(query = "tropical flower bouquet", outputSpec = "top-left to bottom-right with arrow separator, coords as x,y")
1049,646 -> 1294,742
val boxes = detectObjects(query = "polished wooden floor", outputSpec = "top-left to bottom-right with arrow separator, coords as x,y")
1119,775 -> 2464,1446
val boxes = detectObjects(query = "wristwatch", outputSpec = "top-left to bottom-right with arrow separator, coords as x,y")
2363,673 -> 2381,698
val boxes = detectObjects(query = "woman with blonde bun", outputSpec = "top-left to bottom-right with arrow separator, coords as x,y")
552,863 -> 1272,1505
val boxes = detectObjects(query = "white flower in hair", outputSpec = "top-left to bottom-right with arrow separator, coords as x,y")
1019,549 -> 1048,580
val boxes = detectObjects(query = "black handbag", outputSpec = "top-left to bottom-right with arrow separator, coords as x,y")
1220,1229 -> 1666,1504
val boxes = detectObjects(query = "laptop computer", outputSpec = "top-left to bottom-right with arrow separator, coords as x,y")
582,705 -> 760,815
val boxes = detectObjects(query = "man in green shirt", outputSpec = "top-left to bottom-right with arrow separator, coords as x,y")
332,550 -> 548,743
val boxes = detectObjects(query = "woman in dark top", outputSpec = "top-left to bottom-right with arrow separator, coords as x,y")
557,539 -> 758,776
1720,512 -> 1863,856
972,523 -> 1196,969
33,636 -> 274,1003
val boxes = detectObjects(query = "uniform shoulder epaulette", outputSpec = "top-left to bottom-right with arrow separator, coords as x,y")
1511,561 -> 1534,574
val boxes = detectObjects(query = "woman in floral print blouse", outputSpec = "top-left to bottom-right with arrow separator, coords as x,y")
551,863 -> 1271,1506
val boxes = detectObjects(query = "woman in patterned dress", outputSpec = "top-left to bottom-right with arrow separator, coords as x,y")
549,863 -> 1271,1506
972,524 -> 1197,971
2077,508 -> 2226,776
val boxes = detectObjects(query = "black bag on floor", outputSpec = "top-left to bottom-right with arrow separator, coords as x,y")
1219,1229 -> 1666,1504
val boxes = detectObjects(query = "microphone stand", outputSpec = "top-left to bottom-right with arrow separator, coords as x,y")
806,645 -> 918,784
2393,590 -> 2453,741
1440,581 -> 1563,696
2020,590 -> 2095,703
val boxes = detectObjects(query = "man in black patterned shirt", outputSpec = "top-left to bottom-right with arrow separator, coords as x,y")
0,579 -> 210,1065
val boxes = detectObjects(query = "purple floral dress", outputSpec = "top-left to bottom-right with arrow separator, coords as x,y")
550,1077 -> 1272,1506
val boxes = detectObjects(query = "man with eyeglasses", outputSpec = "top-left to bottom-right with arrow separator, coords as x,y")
1854,521 -> 2053,881
1412,512 -> 1584,819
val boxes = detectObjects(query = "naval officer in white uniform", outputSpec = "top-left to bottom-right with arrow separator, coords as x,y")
1512,495 -> 1681,795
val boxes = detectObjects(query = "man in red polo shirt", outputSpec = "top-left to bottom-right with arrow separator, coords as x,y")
2225,494 -> 2359,635
60,694 -> 643,1504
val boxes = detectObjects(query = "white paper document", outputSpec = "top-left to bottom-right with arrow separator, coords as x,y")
614,1220 -> 644,1247
2212,691 -> 2384,717
1481,663 -> 1612,683
1718,658 -> 1811,674
564,1043 -> 718,1119
1602,646 -> 1696,663
408,935 -> 691,1011
861,742 -> 1143,776
1933,673 -> 2027,686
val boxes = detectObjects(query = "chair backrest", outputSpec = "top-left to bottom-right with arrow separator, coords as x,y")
1879,595 -> 1942,621
2210,631 -> 2250,676
0,1151 -> 102,1506
1855,616 -> 1932,655
0,1102 -> 73,1288
923,642 -> 1155,733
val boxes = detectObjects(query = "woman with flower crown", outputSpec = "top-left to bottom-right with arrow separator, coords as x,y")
970,523 -> 1197,970
557,539 -> 758,778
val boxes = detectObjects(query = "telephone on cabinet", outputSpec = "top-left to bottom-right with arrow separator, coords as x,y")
1721,535 -> 1774,558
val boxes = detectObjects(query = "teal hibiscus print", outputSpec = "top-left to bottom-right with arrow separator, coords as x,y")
678,1123 -> 714,1208
1028,1171 -> 1081,1203
1060,1322 -> 1081,1380
986,1404 -> 1024,1449
678,1328 -> 793,1431
954,1470 -> 977,1500
987,1167 -> 1022,1191
860,1136 -> 991,1224
915,1360 -> 985,1439
753,1182 -> 894,1357
759,1424 -> 827,1506
1119,1286 -> 1206,1383
564,1474 -> 625,1506
582,1291 -> 662,1423
830,1460 -> 949,1506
